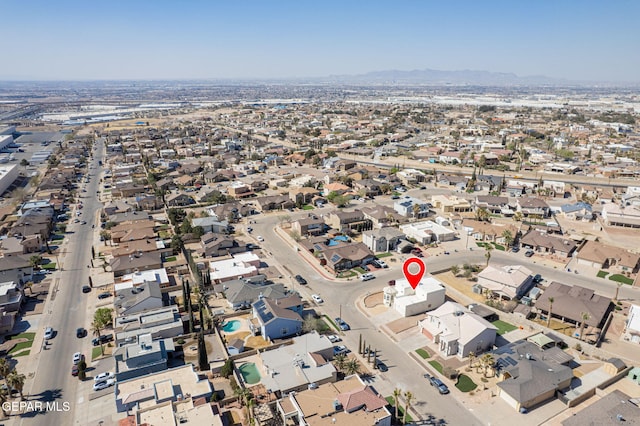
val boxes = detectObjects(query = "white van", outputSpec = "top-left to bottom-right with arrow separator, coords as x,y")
361,273 -> 375,281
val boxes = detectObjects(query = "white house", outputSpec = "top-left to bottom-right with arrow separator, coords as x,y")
400,221 -> 456,244
383,275 -> 446,317
393,196 -> 431,218
419,301 -> 497,358
624,304 -> 640,344
476,265 -> 534,300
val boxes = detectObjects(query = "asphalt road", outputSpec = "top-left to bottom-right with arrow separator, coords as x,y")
249,207 -> 640,425
20,139 -> 104,425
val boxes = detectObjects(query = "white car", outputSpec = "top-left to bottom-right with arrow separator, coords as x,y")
93,379 -> 115,391
377,260 -> 388,268
333,345 -> 349,356
256,236 -> 264,242
44,327 -> 54,340
94,372 -> 115,383
327,334 -> 341,343
361,273 -> 375,281
72,352 -> 84,365
311,294 -> 323,304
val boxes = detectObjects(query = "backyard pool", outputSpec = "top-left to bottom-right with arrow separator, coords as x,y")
327,235 -> 349,246
239,362 -> 261,385
221,320 -> 241,333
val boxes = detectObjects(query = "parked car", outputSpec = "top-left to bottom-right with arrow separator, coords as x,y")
361,273 -> 375,281
44,327 -> 54,340
334,317 -> 350,331
256,236 -> 264,242
376,260 -> 388,268
98,292 -> 111,300
92,334 -> 114,346
511,246 -> 520,253
327,334 -> 341,343
93,379 -> 115,392
94,372 -> 115,383
429,377 -> 450,394
294,275 -> 307,285
82,285 -> 91,293
71,365 -> 79,376
76,328 -> 87,338
525,250 -> 535,258
533,274 -> 543,283
311,294 -> 323,304
72,352 -> 84,365
333,345 -> 349,356
374,359 -> 388,372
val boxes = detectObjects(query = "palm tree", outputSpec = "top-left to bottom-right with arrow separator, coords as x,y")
412,203 -> 421,219
7,370 -> 25,400
468,351 -> 476,371
344,359 -> 360,376
614,282 -> 623,302
450,264 -> 460,276
403,391 -> 414,425
579,312 -> 590,340
0,358 -> 11,388
333,354 -> 347,372
485,244 -> 494,266
91,321 -> 104,355
502,230 -> 514,248
475,207 -> 490,222
547,297 -> 554,328
392,388 -> 401,422
0,386 -> 9,417
481,354 -> 495,378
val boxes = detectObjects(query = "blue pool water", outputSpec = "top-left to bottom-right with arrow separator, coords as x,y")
328,235 -> 349,246
221,320 -> 241,332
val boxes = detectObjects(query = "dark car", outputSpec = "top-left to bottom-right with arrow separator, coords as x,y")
533,274 -> 542,283
82,285 -> 91,293
511,246 -> 520,253
429,377 -> 450,394
76,327 -> 87,338
98,292 -> 111,300
294,275 -> 307,285
92,334 -> 114,346
525,250 -> 535,258
71,364 -> 79,376
374,359 -> 388,372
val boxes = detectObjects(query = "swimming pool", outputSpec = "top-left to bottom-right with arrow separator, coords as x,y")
328,235 -> 349,246
239,362 -> 261,385
221,320 -> 241,333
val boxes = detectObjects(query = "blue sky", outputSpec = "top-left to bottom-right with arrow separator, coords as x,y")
2,0 -> 638,82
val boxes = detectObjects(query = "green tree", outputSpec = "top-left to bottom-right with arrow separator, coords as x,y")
94,307 -> 113,328
221,359 -> 235,378
450,265 -> 460,276
333,354 -> 347,372
198,331 -> 208,371
29,255 -> 43,270
77,359 -> 87,381
484,244 -> 494,266
344,359 -> 360,376
91,321 -> 105,355
475,207 -> 490,222
392,387 -> 401,422
0,358 -> 11,389
547,297 -> 554,328
403,391 -> 414,425
0,386 -> 9,417
302,314 -> 323,333
502,230 -> 514,248
579,312 -> 590,341
7,370 -> 25,400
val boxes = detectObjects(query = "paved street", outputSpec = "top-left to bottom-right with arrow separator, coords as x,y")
15,139 -> 105,426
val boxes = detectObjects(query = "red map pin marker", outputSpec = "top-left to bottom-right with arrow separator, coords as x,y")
403,258 -> 426,290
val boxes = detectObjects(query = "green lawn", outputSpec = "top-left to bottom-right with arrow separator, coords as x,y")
12,350 -> 30,357
42,263 -> 57,270
385,396 -> 413,423
428,360 -> 443,373
476,242 -> 487,248
164,256 -> 177,262
597,270 -> 609,278
92,346 -> 105,360
376,252 -> 393,258
302,205 -> 315,210
492,243 -> 505,251
353,267 -> 367,274
609,274 -> 634,285
7,332 -> 36,354
158,230 -> 171,239
337,270 -> 357,278
456,374 -> 477,392
492,320 -> 518,335
415,348 -> 430,359
323,315 -> 341,332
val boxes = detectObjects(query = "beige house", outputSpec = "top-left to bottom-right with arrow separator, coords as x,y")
431,195 -> 472,213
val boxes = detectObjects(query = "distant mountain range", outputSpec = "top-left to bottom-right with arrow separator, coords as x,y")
323,68 -> 572,86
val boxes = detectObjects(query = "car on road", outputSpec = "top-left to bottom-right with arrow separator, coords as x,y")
333,345 -> 349,356
72,352 -> 84,365
327,334 -> 341,343
82,285 -> 91,293
94,372 -> 115,383
311,294 -> 323,304
98,292 -> 111,300
92,334 -> 114,346
525,250 -> 535,257
429,376 -> 450,394
93,379 -> 115,392
71,365 -> 79,376
256,236 -> 264,242
443,251 -> 450,255
76,327 -> 87,338
247,226 -> 253,233
294,275 -> 307,285
374,359 -> 388,372
334,317 -> 350,331
361,273 -> 375,281
44,327 -> 54,340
